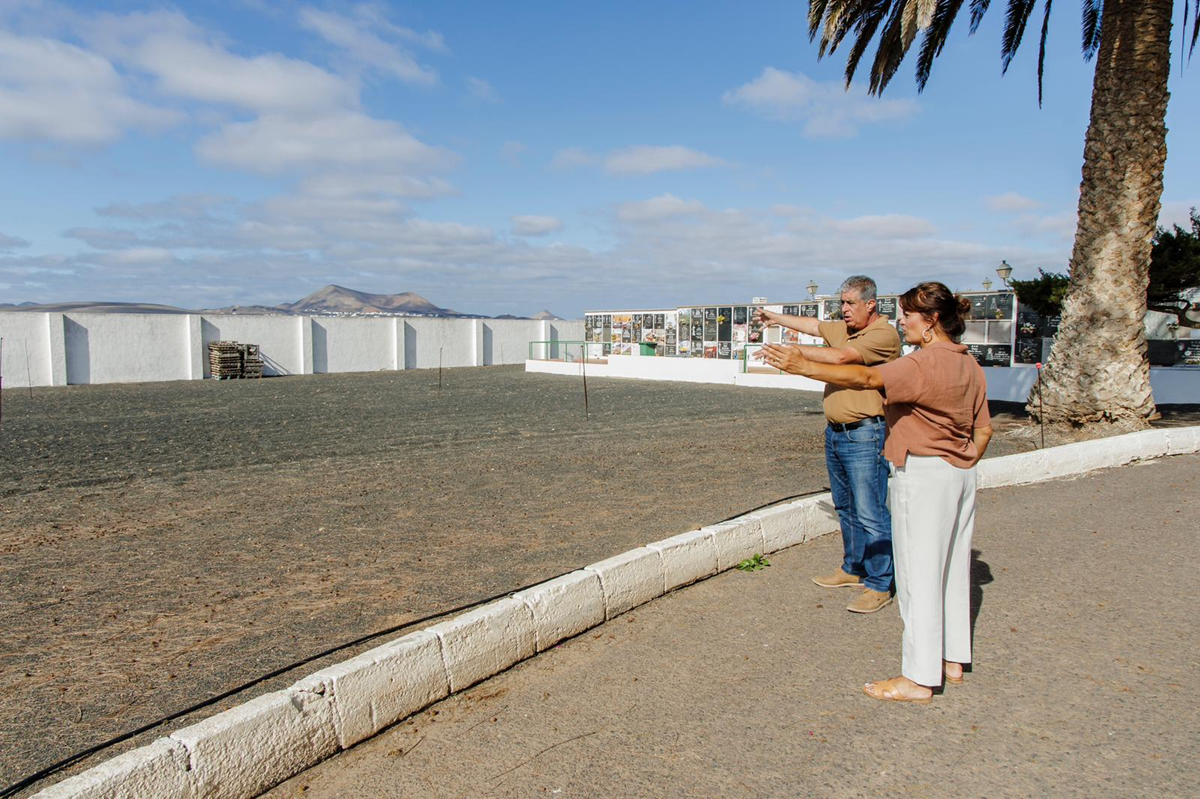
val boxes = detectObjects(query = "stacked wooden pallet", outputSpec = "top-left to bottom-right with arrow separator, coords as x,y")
241,344 -> 263,378
208,341 -> 243,379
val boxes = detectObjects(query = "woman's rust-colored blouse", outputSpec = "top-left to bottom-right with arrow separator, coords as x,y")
874,342 -> 991,468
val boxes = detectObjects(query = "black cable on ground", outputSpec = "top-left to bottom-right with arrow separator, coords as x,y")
1,487 -> 828,798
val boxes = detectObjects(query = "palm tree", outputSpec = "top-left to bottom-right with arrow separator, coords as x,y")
807,0 -> 1197,430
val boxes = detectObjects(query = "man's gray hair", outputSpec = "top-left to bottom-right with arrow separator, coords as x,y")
839,275 -> 877,302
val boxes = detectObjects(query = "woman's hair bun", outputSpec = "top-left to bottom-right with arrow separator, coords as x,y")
957,295 -> 972,317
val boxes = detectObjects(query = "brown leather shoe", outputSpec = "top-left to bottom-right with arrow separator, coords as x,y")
812,569 -> 864,589
847,589 -> 893,614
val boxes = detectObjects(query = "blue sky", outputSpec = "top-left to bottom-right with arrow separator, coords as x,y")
0,0 -> 1197,318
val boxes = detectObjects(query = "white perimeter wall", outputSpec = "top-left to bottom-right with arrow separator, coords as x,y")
0,312 -> 582,387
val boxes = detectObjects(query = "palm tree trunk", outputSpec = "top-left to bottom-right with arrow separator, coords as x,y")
1032,0 -> 1172,429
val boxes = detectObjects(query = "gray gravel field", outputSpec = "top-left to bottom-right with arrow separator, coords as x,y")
0,365 -> 1052,791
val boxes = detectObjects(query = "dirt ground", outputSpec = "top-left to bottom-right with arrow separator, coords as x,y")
0,366 -> 1190,792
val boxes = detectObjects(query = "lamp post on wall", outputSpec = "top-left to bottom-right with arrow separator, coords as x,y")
996,261 -> 1014,289
806,281 -> 818,299
982,277 -> 993,292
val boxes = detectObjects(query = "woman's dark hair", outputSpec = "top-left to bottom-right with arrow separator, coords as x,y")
898,281 -> 972,341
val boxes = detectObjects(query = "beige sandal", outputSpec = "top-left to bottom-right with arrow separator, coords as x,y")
944,662 -> 964,685
862,677 -> 933,704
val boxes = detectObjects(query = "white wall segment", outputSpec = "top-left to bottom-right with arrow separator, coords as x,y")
512,570 -> 606,651
585,547 -> 667,620
32,738 -> 193,799
291,629 -> 449,749
428,598 -> 537,693
169,689 -> 338,799
0,312 -> 581,386
645,529 -> 719,592
202,315 -> 306,377
0,311 -> 53,388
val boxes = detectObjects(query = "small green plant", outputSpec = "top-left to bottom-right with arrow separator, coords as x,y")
736,553 -> 770,572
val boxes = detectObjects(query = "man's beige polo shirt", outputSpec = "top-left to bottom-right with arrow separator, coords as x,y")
816,316 -> 902,424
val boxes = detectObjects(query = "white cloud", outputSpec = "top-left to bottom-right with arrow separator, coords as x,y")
616,194 -> 706,222
605,145 -> 724,175
511,215 -> 563,236
298,7 -> 439,86
96,194 -> 235,220
129,32 -> 354,114
551,147 -> 599,170
0,30 -> 179,143
63,227 -> 144,249
825,214 -> 936,239
0,232 -> 30,249
723,67 -> 917,138
986,192 -> 1041,212
196,112 -> 458,175
466,76 -> 501,104
298,173 -> 458,200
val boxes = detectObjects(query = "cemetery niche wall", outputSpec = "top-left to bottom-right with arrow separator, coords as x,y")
585,291 -> 1023,369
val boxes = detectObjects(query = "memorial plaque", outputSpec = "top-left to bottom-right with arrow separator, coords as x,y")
718,307 -> 732,341
718,341 -> 731,359
782,305 -> 799,316
1179,340 -> 1200,366
734,306 -> 748,324
876,297 -> 898,319
966,343 -> 1012,367
800,303 -> 819,318
823,299 -> 842,320
704,307 -> 718,320
655,313 -> 665,327
705,319 -> 718,340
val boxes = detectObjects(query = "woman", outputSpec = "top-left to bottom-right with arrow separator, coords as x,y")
758,281 -> 993,703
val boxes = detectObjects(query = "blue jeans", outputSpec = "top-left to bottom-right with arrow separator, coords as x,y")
825,419 -> 893,593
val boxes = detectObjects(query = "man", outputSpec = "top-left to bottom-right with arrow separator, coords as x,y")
755,276 -> 901,613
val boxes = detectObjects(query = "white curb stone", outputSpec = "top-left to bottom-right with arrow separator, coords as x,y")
752,494 -> 840,552
1168,426 -> 1200,456
290,629 -> 448,750
169,688 -> 338,799
707,518 -> 766,572
585,547 -> 666,620
428,597 -> 537,693
646,528 -> 718,592
33,738 -> 192,799
513,570 -> 606,652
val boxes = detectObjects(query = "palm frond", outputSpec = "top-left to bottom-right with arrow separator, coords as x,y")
916,0 -> 939,29
808,0 -> 832,40
916,0 -> 968,90
869,0 -> 913,94
1001,0 -> 1039,74
901,0 -> 921,52
1190,0 -> 1200,60
844,1 -> 893,85
969,0 -> 991,33
1037,0 -> 1053,105
1081,0 -> 1102,61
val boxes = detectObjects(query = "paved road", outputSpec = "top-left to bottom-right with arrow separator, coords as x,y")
267,452 -> 1200,798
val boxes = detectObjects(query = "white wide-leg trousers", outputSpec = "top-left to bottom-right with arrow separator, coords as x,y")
888,454 -> 977,687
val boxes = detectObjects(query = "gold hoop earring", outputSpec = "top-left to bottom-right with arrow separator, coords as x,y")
921,327 -> 934,343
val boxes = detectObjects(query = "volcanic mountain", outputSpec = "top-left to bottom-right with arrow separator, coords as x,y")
276,285 -> 465,316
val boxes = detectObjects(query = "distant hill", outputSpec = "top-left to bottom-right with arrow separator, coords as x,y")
1,285 -> 564,320
532,310 -> 563,320
276,285 -> 473,316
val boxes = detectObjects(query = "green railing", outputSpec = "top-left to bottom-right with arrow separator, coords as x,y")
528,340 -> 600,361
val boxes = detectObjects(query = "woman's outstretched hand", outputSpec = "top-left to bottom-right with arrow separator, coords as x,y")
756,343 -> 809,375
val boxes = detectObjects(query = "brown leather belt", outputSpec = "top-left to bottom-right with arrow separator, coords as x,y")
828,416 -> 884,432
